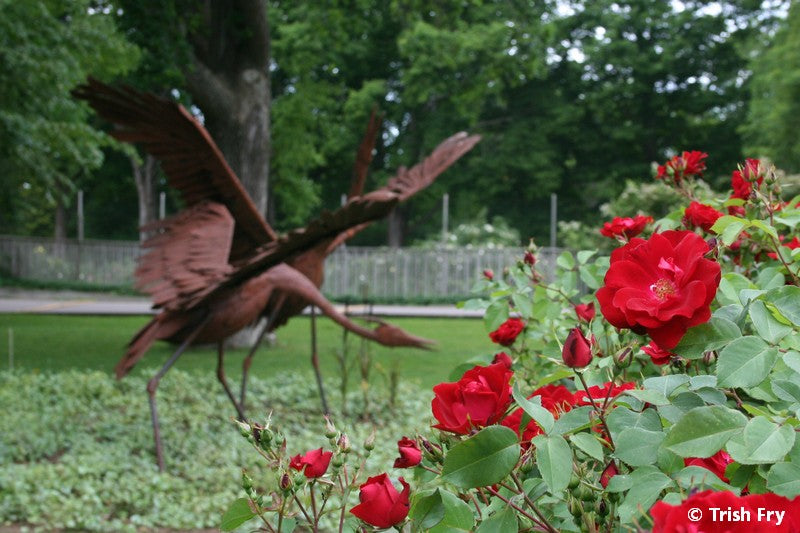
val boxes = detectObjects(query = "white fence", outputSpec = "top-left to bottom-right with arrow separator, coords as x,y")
0,235 -> 560,300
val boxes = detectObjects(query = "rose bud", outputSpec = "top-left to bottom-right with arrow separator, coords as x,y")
524,250 -> 536,266
279,472 -> 292,492
350,474 -> 410,529
492,351 -> 513,368
483,268 -> 494,281
289,448 -> 333,479
600,461 -> 618,488
562,328 -> 593,368
393,437 -> 422,468
574,302 -> 596,322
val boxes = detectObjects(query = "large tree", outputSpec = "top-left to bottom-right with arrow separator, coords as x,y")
0,0 -> 139,238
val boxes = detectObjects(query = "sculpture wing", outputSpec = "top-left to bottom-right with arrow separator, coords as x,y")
135,201 -> 234,310
72,78 -> 277,262
180,131 -> 481,308
347,108 -> 382,199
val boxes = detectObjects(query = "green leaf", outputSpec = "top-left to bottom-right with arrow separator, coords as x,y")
643,374 -> 691,397
410,489 -> 446,530
623,388 -> 670,406
442,426 -> 520,488
673,317 -> 741,359
726,416 -> 795,465
673,466 -> 730,491
784,351 -> 800,375
662,405 -> 748,457
532,434 -> 573,493
512,382 -> 554,434
749,300 -> 792,344
475,506 -> 518,533
766,286 -> 800,326
220,498 -> 256,531
767,463 -> 800,497
429,489 -> 477,533
577,250 -> 597,264
512,292 -> 533,320
750,219 -> 779,240
569,432 -> 605,461
773,379 -> 800,404
557,251 -> 575,270
718,273 -> 756,307
616,466 -> 674,524
711,215 -> 749,246
551,405 -> 592,435
755,267 -> 785,290
716,336 -> 779,388
484,300 -> 510,331
614,427 -> 665,466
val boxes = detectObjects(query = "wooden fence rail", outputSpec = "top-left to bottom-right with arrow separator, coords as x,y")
0,235 -> 560,299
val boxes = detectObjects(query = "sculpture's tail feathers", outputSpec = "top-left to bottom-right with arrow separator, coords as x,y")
116,318 -> 161,378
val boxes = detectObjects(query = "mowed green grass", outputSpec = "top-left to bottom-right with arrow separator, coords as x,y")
0,313 -> 495,390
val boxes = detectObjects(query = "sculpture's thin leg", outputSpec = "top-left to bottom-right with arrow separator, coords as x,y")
147,317 -> 209,472
216,341 -> 247,421
310,305 -> 330,415
240,293 -> 287,409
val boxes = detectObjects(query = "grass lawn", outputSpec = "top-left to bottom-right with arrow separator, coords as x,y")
0,313 -> 495,390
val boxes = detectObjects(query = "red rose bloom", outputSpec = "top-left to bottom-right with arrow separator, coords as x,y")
501,384 -> 575,447
289,448 -> 333,478
492,352 -> 513,368
489,317 -> 525,346
431,362 -> 513,434
393,437 -> 422,468
596,230 -> 721,349
656,151 -> 708,183
562,327 -> 593,368
727,203 -> 746,217
642,341 -> 675,366
651,490 -> 800,533
683,201 -> 724,233
575,302 -> 596,322
574,381 -> 636,406
684,449 -> 734,483
600,215 -> 654,240
350,474 -> 410,529
731,158 -> 764,200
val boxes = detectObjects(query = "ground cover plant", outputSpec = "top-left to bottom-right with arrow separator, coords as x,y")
224,155 -> 800,531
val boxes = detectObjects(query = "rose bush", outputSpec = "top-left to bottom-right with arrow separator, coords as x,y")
224,153 -> 800,532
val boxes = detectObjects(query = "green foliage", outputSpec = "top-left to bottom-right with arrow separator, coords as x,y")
441,426 -> 520,488
0,0 -> 139,235
0,369 -> 431,531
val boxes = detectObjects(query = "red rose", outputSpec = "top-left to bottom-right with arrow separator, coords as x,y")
600,461 -> 618,488
501,384 -> 576,446
431,362 -> 513,434
731,158 -> 764,200
562,327 -> 593,368
574,302 -> 596,322
656,151 -> 708,183
642,341 -> 675,366
574,381 -> 635,407
492,351 -> 513,368
524,250 -> 536,265
651,490 -> 800,533
483,268 -> 494,280
393,437 -> 422,468
289,448 -> 333,478
684,449 -> 733,483
727,203 -> 746,216
350,474 -> 410,529
683,201 -> 724,233
599,215 -> 653,240
489,317 -> 525,346
596,230 -> 721,349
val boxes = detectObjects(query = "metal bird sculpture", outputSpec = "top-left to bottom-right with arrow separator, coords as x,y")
73,78 -> 480,470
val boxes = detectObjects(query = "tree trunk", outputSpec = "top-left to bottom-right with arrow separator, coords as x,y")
182,0 -> 271,219
132,153 -> 158,242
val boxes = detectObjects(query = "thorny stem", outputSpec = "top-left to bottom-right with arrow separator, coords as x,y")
309,481 -> 319,531
292,493 -> 315,529
576,372 -> 615,450
485,486 -> 558,533
538,281 -> 578,306
468,492 -> 483,518
768,233 -> 800,285
511,472 -> 555,530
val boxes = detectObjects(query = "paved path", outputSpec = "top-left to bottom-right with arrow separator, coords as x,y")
0,288 -> 483,318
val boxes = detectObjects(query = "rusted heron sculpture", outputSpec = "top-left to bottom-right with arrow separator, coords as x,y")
73,78 -> 480,470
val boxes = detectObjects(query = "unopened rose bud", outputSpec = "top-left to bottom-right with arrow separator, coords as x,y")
614,347 -> 632,368
524,250 -> 536,266
562,328 -> 593,368
332,454 -> 344,468
242,471 -> 254,493
324,416 -> 336,439
483,269 -> 494,281
600,462 -> 618,489
280,473 -> 292,492
337,434 -> 350,453
364,431 -> 376,451
421,438 -> 443,462
703,350 -> 717,366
